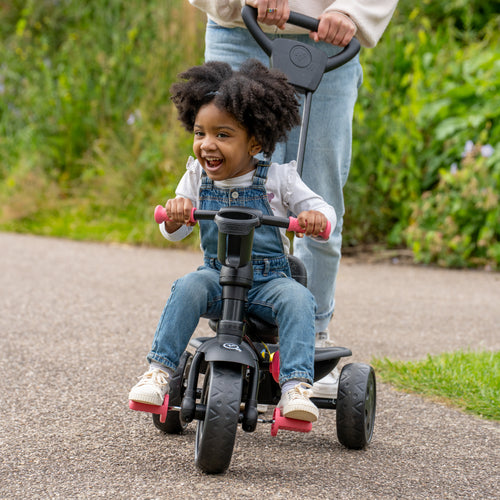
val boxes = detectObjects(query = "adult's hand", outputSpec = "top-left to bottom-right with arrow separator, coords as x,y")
245,0 -> 290,30
309,11 -> 357,47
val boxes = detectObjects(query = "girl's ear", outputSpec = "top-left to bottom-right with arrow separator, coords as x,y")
249,137 -> 262,156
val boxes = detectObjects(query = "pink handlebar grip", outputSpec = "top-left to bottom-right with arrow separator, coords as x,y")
287,217 -> 331,240
154,205 -> 197,225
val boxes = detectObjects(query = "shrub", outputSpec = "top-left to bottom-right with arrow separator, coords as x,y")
345,4 -> 500,271
0,0 -> 204,243
405,141 -> 500,269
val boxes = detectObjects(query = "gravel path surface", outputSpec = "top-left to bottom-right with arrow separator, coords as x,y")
1,232 -> 498,499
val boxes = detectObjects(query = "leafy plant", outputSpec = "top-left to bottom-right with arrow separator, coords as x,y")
0,0 -> 205,243
345,6 -> 500,269
405,140 -> 500,269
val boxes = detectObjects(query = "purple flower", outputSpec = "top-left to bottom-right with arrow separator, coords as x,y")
462,140 -> 474,157
480,144 -> 494,158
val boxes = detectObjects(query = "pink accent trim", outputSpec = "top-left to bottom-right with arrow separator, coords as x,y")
320,220 -> 332,240
287,217 -> 331,240
129,394 -> 169,423
270,407 -> 313,436
154,205 -> 168,224
153,205 -> 197,225
287,217 -> 302,234
189,206 -> 197,223
269,351 -> 280,384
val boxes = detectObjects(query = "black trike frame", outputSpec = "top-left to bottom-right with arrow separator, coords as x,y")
179,207 -> 352,433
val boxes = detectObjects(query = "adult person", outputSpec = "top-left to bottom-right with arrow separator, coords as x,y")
188,0 -> 399,397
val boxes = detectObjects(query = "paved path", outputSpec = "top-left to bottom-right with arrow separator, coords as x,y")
0,232 -> 498,499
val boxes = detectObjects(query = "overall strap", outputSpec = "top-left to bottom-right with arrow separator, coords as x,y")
252,160 -> 271,186
200,170 -> 213,188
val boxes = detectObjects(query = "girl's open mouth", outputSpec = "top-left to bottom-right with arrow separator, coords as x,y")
205,157 -> 223,170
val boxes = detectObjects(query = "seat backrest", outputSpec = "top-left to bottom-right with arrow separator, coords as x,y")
287,254 -> 307,287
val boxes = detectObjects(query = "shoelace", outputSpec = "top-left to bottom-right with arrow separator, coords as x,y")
136,369 -> 169,387
287,382 -> 313,400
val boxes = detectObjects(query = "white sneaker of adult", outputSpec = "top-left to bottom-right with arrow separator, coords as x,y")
315,331 -> 330,348
311,368 -> 340,399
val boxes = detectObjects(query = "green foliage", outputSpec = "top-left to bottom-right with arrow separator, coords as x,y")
0,0 -> 499,268
402,0 -> 500,35
345,3 -> 500,270
405,142 -> 500,269
373,350 -> 500,421
0,0 -> 204,243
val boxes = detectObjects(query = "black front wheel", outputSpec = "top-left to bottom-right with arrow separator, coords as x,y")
195,361 -> 243,474
336,363 -> 376,449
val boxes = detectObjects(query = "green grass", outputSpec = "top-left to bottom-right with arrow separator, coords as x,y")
372,350 -> 500,420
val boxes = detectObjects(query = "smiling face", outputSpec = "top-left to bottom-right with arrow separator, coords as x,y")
193,102 -> 262,181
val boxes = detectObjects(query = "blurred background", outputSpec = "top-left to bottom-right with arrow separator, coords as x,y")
0,0 -> 498,269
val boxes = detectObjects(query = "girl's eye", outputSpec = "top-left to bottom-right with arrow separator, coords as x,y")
217,132 -> 229,138
194,131 -> 204,137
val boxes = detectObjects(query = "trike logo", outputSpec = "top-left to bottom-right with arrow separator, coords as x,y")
222,343 -> 242,352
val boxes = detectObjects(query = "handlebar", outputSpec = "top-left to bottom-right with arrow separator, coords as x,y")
241,5 -> 360,73
154,205 -> 331,240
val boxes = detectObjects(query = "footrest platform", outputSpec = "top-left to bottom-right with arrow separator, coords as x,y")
129,395 -> 169,423
270,407 -> 312,436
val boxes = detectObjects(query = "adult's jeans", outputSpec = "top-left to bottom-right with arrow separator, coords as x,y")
205,21 -> 363,332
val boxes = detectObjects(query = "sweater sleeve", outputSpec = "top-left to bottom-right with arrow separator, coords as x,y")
190,0 -> 398,48
188,0 -> 245,22
324,0 -> 398,48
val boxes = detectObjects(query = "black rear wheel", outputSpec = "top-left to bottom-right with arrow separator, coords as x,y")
336,363 -> 376,449
195,361 -> 243,474
153,351 -> 192,434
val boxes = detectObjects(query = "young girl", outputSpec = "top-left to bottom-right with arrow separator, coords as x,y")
129,60 -> 336,422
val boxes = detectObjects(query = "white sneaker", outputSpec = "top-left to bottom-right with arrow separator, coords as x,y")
315,330 -> 334,348
311,368 -> 339,399
128,368 -> 170,406
278,383 -> 319,422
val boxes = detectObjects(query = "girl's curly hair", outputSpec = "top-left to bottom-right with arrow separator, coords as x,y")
170,59 -> 300,157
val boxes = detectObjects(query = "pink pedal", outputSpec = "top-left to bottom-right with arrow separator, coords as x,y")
270,407 -> 312,436
129,395 -> 169,423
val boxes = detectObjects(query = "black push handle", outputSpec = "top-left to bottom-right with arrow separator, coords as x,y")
241,5 -> 360,73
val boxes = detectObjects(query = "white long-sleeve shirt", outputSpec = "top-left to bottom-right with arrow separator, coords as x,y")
160,157 -> 336,254
188,0 -> 398,48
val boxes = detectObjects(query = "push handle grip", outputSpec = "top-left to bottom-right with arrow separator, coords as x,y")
241,5 -> 360,72
154,205 -> 197,225
288,217 -> 331,240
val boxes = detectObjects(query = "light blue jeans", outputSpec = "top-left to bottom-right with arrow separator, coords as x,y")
205,21 -> 363,332
148,265 -> 316,385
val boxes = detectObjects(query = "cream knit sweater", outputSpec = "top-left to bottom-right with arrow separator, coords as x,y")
188,0 -> 398,48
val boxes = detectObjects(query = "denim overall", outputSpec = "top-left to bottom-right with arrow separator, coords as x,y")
148,162 -> 316,385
